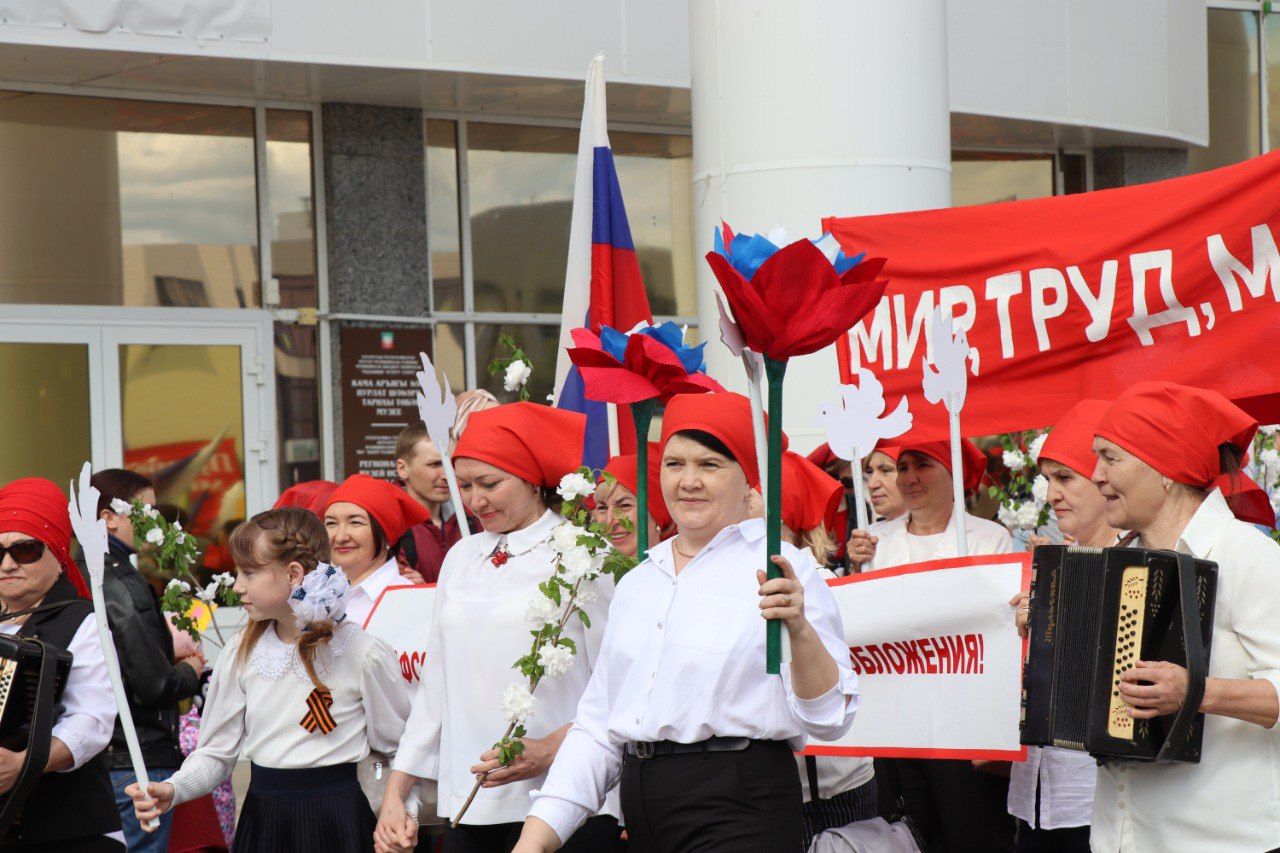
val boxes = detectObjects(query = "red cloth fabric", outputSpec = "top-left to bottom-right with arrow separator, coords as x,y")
566,328 -> 724,404
326,474 -> 430,544
0,478 -> 87,598
781,451 -> 844,536
806,443 -> 840,471
168,794 -> 229,853
1096,381 -> 1258,487
1214,472 -> 1277,527
403,513 -> 464,584
870,441 -> 902,462
1038,399 -> 1111,477
660,392 -> 762,488
273,480 -> 339,518
895,438 -> 987,493
599,445 -> 672,530
453,403 -> 586,487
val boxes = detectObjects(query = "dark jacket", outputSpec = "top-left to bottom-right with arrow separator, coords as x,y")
98,537 -> 202,769
5,574 -> 121,845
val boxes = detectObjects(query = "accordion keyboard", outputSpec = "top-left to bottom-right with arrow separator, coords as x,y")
1107,565 -> 1148,739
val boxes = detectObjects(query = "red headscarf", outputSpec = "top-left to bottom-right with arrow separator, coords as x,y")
1214,472 -> 1277,528
274,480 -> 339,518
1096,382 -> 1257,488
1038,399 -> 1111,478
781,451 -> 844,536
660,392 -> 762,488
599,445 -> 672,530
806,443 -> 840,472
869,442 -> 901,463
453,402 -> 586,488
896,438 -> 987,493
0,478 -> 88,598
326,474 -> 430,544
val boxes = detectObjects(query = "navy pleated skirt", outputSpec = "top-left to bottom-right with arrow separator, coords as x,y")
234,763 -> 374,853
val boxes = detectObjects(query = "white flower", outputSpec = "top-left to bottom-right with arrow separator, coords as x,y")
109,498 -> 132,515
212,572 -> 235,588
1260,448 -> 1280,479
575,584 -> 599,606
1031,475 -> 1049,504
550,523 -> 588,554
557,472 -> 595,502
1002,449 -> 1028,471
195,582 -> 218,603
997,504 -> 1019,530
560,547 -> 594,583
537,642 -> 576,678
175,532 -> 187,545
173,520 -> 183,532
1260,425 -> 1278,436
503,360 -> 531,392
500,682 -> 537,724
1028,432 -> 1048,463
165,579 -> 191,594
142,504 -> 160,520
524,593 -> 562,627
1015,502 -> 1041,530
145,527 -> 164,545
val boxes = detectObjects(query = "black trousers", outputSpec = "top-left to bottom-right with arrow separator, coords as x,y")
875,758 -> 1014,853
441,815 -> 622,853
1014,819 -> 1090,852
619,739 -> 804,853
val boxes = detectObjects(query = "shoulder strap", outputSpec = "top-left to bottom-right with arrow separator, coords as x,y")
804,755 -> 823,803
0,638 -> 61,835
1155,551 -> 1208,761
0,600 -> 78,626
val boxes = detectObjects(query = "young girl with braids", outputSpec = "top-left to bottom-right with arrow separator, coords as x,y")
125,507 -> 413,853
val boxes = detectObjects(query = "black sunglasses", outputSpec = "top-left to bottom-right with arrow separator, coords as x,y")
0,540 -> 46,566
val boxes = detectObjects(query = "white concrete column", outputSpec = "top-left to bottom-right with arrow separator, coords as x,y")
690,0 -> 952,452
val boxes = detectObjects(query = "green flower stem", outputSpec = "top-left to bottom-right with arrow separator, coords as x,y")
764,356 -> 787,675
631,399 -> 657,556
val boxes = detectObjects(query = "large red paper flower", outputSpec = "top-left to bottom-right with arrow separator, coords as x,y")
706,235 -> 888,362
567,327 -> 724,404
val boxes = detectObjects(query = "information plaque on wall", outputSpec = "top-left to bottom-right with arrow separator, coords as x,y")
339,326 -> 433,481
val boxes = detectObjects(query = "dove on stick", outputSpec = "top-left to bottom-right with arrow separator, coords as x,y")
415,352 -> 470,538
68,462 -> 160,831
815,369 -> 913,530
920,309 -> 975,555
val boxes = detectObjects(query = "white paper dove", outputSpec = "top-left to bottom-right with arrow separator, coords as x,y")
921,308 -> 975,414
415,353 -> 470,538
716,290 -> 770,497
68,462 -> 159,829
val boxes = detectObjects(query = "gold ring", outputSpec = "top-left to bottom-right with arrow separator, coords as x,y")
783,594 -> 792,607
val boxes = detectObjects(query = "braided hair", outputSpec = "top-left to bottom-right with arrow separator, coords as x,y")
229,507 -> 336,690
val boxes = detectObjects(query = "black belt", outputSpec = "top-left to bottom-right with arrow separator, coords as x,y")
625,736 -> 755,760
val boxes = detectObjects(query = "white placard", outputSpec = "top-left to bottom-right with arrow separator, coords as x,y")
808,554 -> 1030,760
363,584 -> 436,684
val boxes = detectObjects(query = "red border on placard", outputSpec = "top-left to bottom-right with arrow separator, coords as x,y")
362,582 -> 436,630
806,552 -> 1033,762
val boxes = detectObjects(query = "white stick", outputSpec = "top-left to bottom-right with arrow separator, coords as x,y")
744,352 -> 769,499
852,444 -> 870,531
441,453 -> 470,538
949,400 -> 967,556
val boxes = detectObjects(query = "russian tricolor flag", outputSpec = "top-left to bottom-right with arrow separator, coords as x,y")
554,53 -> 654,470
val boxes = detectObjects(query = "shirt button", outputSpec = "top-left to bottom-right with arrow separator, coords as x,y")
1117,784 -> 1125,792
1118,802 -> 1126,810
657,622 -> 663,629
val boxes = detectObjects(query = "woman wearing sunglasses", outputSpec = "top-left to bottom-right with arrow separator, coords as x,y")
0,477 -> 123,851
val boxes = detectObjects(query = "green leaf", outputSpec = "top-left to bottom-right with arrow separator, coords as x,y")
577,609 -> 591,628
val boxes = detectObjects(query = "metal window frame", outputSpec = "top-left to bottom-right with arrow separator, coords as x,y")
425,112 -> 699,390
1207,1 -> 1269,153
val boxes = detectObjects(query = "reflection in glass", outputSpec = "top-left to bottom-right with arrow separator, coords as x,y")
1191,10 -> 1260,173
275,323 -> 320,489
464,123 -> 695,318
119,344 -> 246,568
951,154 -> 1054,207
435,322 -> 466,395
0,91 -> 258,307
427,120 -> 463,313
267,110 -> 318,310
1266,15 -> 1280,151
0,343 -> 91,486
473,324 -> 560,404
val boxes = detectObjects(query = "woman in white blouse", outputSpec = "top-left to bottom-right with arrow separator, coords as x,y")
0,477 -> 122,851
324,474 -> 430,626
1088,382 -> 1280,853
513,391 -> 858,853
1009,400 -> 1117,852
379,403 -> 620,853
128,507 -> 410,853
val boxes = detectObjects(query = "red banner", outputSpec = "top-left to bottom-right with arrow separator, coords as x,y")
824,151 -> 1280,441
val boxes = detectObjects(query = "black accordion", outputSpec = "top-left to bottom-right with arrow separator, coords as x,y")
1020,545 -> 1216,763
0,633 -> 73,835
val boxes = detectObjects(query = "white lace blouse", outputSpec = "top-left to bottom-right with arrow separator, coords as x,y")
164,621 -> 411,805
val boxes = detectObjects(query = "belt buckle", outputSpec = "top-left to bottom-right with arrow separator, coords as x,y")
634,741 -> 653,760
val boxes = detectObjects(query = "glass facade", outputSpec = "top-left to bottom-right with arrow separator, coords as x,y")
1191,8 -> 1261,173
0,342 -> 91,487
951,153 -> 1056,207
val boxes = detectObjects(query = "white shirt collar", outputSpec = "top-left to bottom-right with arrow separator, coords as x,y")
350,556 -> 402,602
473,509 -> 560,558
1176,488 -> 1236,559
649,517 -> 765,578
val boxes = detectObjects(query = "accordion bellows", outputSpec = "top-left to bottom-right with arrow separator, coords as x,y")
1020,545 -> 1217,764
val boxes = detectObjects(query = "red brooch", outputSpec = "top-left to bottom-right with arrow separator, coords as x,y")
490,548 -> 510,568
